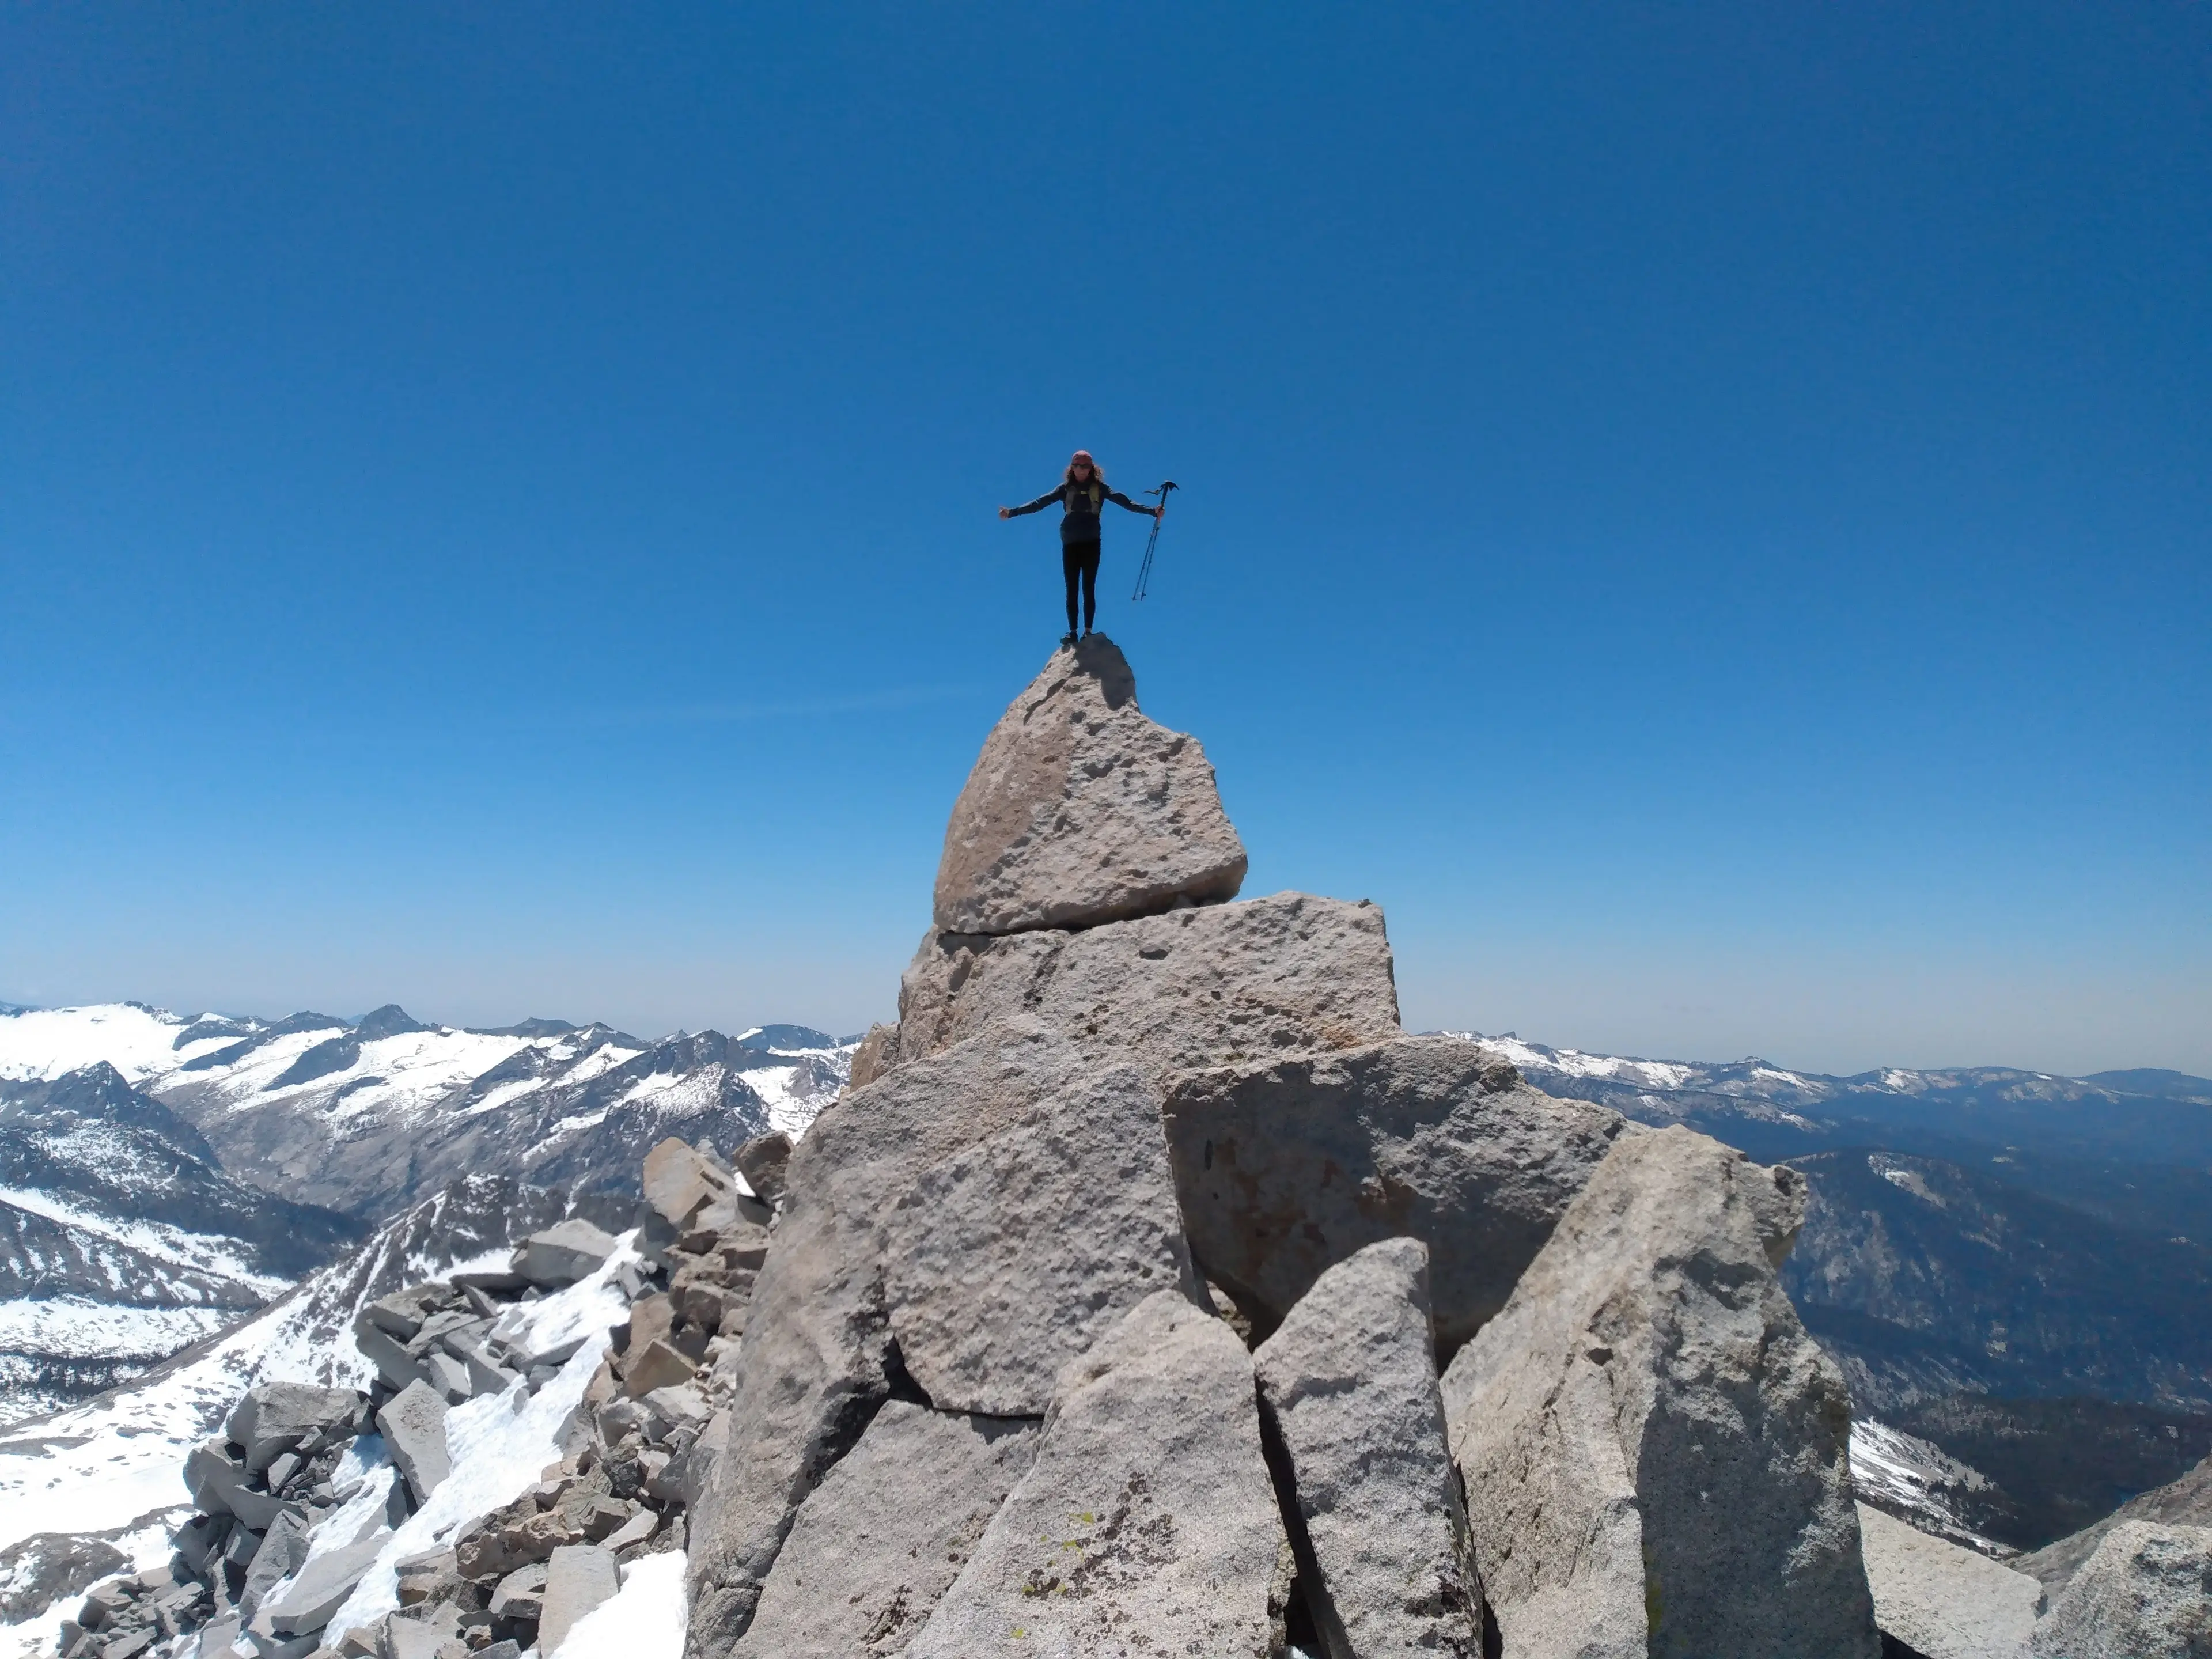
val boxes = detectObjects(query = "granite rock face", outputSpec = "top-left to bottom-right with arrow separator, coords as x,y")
1441,1125 -> 1878,1659
734,1403 -> 1040,1658
691,638 -> 1893,1659
898,891 -> 1402,1086
907,1291 -> 1292,1659
931,635 -> 1247,936
1165,1035 -> 1629,1349
1856,1503 -> 2041,1659
2031,1521 -> 2212,1659
683,1018 -> 1092,1649
1253,1238 -> 1482,1659
882,1063 -> 1200,1415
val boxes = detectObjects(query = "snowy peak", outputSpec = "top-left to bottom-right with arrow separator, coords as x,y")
175,1014 -> 352,1077
351,1005 -> 427,1041
0,1005 -> 236,1087
467,1016 -> 584,1040
168,1015 -> 258,1051
0,1065 -> 215,1166
734,1024 -> 845,1054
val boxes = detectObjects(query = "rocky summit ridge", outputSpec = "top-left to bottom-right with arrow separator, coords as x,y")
684,636 -> 2127,1659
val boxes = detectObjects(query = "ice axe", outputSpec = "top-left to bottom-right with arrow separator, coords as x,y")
1130,480 -> 1179,601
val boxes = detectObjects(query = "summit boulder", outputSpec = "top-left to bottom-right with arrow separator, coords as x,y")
931,635 -> 1248,936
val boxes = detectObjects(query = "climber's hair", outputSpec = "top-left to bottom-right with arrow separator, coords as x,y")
1063,451 -> 1105,487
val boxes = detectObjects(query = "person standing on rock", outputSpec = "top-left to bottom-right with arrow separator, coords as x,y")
999,450 -> 1162,647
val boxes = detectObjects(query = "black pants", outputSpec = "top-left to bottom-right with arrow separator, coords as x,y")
1062,542 -> 1101,634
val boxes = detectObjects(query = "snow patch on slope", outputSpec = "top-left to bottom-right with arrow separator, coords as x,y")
0,1007 -> 205,1085
324,1243 -> 635,1642
0,1300 -> 240,1364
547,1549 -> 687,1659
0,1188 -> 287,1295
0,1301 -> 297,1556
1849,1417 -> 2013,1556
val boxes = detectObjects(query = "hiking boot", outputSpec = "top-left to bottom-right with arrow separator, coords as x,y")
1060,632 -> 1078,647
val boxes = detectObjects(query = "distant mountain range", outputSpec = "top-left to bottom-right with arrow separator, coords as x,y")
0,1002 -> 854,1218
0,1002 -> 857,1426
1465,1035 -> 2212,1203
5,1002 -> 2207,1560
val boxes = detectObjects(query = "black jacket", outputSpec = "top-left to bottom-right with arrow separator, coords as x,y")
1008,479 -> 1153,544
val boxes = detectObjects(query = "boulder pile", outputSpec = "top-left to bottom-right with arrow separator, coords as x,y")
56,1134 -> 784,1659
683,637 -> 1887,1657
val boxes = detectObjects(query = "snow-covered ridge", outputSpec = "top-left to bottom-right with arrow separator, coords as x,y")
0,1003 -> 855,1426
0,1003 -> 858,1221
1465,1033 -> 1699,1092
1449,1031 -> 1863,1107
0,1006 -> 223,1088
0,1005 -> 857,1134
1448,1029 -> 2212,1121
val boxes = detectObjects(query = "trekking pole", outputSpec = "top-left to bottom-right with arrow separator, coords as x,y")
1130,480 -> 1179,601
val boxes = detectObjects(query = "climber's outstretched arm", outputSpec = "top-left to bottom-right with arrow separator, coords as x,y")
1105,488 -> 1161,520
999,487 -> 1063,520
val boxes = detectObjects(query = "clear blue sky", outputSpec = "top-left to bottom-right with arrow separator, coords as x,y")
3,3 -> 2206,1074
